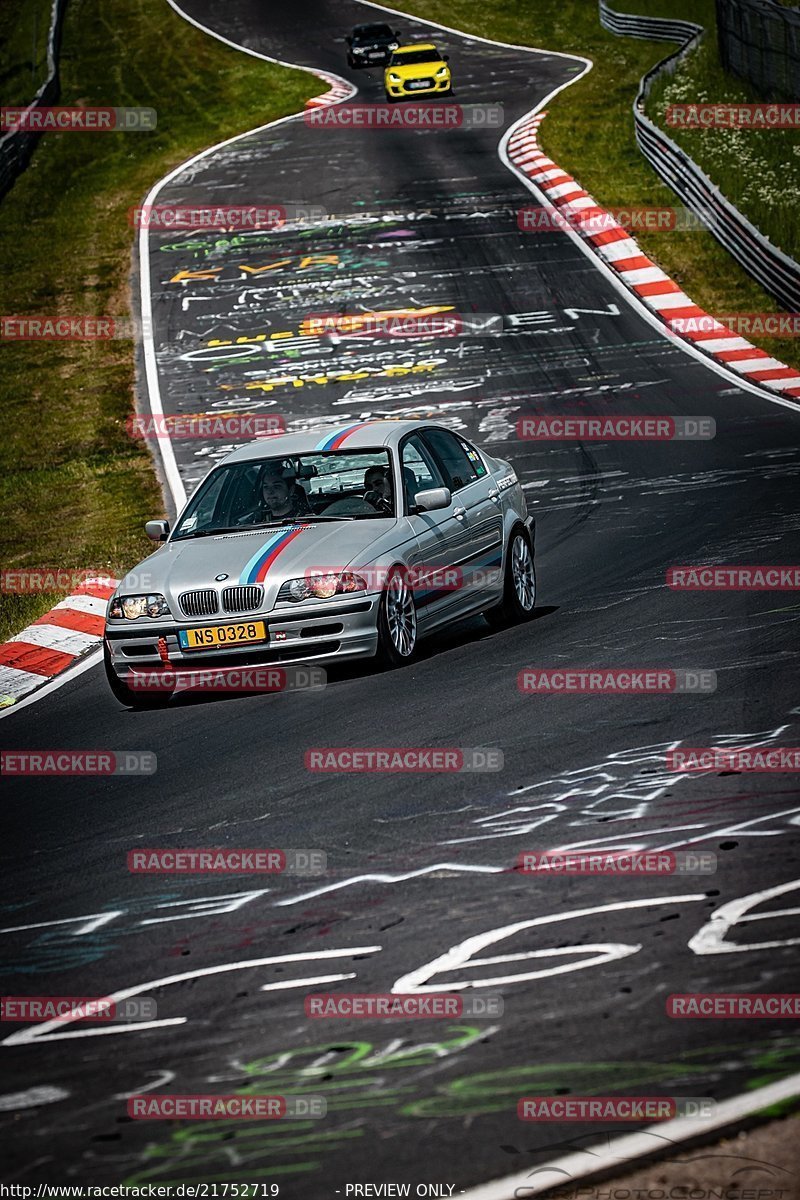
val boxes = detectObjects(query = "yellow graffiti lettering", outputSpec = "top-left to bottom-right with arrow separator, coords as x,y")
169,269 -> 222,283
239,260 -> 292,275
299,255 -> 340,269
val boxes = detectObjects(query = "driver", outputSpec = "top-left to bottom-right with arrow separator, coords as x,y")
240,461 -> 311,524
363,466 -> 393,515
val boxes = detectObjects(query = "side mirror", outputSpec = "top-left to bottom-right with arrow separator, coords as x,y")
413,487 -> 451,513
442,54 -> 450,61
145,519 -> 170,542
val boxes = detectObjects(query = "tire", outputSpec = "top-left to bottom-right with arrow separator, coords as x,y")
375,567 -> 418,668
485,526 -> 536,628
104,643 -> 172,709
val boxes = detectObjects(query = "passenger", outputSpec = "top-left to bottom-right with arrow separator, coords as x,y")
364,466 -> 393,515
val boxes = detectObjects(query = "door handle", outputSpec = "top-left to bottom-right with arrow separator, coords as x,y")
488,488 -> 500,503
453,506 -> 467,520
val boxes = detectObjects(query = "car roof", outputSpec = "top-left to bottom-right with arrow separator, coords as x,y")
220,420 -> 439,464
352,23 -> 392,33
394,42 -> 439,52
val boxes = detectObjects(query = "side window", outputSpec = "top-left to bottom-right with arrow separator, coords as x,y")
423,429 -> 479,492
401,435 -> 446,511
458,435 -> 487,478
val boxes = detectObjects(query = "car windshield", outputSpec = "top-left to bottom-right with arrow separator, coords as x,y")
172,450 -> 396,540
390,48 -> 441,65
353,25 -> 393,43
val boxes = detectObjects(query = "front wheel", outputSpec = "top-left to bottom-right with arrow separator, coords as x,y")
485,527 -> 536,628
376,567 -> 418,668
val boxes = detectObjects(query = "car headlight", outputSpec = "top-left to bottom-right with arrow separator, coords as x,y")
108,594 -> 172,620
278,573 -> 367,603
353,46 -> 367,54
435,66 -> 449,76
387,72 -> 401,82
389,42 -> 399,50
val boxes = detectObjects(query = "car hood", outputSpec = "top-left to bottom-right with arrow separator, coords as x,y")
388,60 -> 445,78
116,521 -> 404,618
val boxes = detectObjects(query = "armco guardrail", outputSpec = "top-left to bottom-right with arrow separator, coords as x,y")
0,0 -> 69,200
716,0 -> 800,103
599,0 -> 800,313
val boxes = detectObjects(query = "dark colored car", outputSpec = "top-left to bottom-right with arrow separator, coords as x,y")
346,22 -> 401,68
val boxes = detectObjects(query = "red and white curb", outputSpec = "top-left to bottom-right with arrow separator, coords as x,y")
0,578 -> 117,708
507,112 -> 800,400
305,70 -> 354,109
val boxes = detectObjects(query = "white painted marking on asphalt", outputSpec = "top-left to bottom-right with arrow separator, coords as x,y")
393,895 -> 706,992
272,863 -> 504,906
143,0 -> 357,516
689,878 -> 800,954
1,946 -> 382,1045
0,1086 -> 69,1111
458,1073 -> 800,1199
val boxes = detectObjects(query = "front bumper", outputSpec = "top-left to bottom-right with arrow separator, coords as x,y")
105,596 -> 380,681
386,76 -> 451,98
351,50 -> 392,66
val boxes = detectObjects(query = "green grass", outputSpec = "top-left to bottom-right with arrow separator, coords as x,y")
0,0 -> 54,107
646,12 -> 800,260
0,0 -> 315,642
388,0 -> 800,370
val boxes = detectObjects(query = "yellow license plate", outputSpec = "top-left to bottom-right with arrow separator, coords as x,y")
179,621 -> 266,651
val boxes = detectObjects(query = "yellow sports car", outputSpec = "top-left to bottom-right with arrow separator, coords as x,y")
384,43 -> 452,101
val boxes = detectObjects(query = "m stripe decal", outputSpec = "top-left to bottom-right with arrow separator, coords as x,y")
314,422 -> 374,452
240,527 -> 307,585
